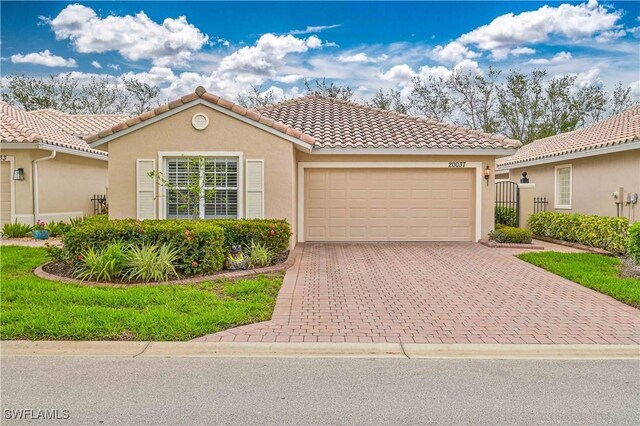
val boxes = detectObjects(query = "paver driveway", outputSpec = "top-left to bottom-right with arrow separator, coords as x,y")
196,243 -> 640,344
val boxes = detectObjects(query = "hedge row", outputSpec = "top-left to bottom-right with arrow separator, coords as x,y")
628,223 -> 640,264
495,206 -> 518,227
489,225 -> 533,244
64,218 -> 291,276
528,212 -> 629,253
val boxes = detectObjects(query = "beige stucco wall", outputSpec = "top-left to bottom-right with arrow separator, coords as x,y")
296,152 -> 498,239
105,104 -> 297,243
508,149 -> 640,222
0,148 -> 107,224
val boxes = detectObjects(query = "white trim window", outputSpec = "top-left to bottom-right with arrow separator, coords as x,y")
165,156 -> 239,219
554,164 -> 572,209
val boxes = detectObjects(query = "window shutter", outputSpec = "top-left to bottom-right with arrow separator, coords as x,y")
137,159 -> 156,220
245,159 -> 264,218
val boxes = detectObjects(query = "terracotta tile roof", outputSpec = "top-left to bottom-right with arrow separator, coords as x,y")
85,87 -> 315,146
0,103 -> 107,157
258,95 -> 522,150
497,106 -> 640,168
86,87 -> 520,151
30,109 -> 130,139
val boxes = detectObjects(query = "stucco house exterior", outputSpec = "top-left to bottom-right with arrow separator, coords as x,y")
86,87 -> 520,245
0,103 -> 126,226
496,106 -> 640,222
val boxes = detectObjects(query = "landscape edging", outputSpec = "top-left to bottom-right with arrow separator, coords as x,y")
533,236 -> 614,256
33,246 -> 299,287
478,239 -> 544,250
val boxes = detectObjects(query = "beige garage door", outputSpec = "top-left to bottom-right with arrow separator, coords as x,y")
304,168 -> 475,241
0,161 -> 12,227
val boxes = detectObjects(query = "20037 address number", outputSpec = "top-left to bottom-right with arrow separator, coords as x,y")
448,162 -> 466,168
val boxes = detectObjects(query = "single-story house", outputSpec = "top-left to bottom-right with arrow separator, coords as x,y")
497,106 -> 640,222
86,87 -> 521,245
0,103 -> 125,226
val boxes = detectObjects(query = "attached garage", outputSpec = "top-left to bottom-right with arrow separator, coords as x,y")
300,163 -> 481,242
0,160 -> 12,227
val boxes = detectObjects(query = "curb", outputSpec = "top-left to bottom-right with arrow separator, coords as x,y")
2,341 -> 639,359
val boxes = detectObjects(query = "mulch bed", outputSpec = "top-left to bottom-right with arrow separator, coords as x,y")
620,256 -> 640,280
533,236 -> 613,256
35,248 -> 297,287
478,239 -> 545,250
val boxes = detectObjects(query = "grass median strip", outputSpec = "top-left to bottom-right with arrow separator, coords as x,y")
0,246 -> 282,341
517,252 -> 640,309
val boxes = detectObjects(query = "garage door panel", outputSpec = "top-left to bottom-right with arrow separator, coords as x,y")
0,161 -> 11,227
304,168 -> 474,241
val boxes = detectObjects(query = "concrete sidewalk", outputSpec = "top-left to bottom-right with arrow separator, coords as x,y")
2,341 -> 639,359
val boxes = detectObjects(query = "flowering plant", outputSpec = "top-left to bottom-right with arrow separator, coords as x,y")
33,220 -> 47,231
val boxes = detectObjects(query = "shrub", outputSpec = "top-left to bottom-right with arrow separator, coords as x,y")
529,212 -> 628,253
64,219 -> 226,275
495,206 -> 517,227
246,240 -> 274,268
210,219 -> 291,256
628,223 -> 640,264
125,244 -> 179,282
488,226 -> 533,244
74,241 -> 128,281
1,221 -> 32,238
45,221 -> 69,237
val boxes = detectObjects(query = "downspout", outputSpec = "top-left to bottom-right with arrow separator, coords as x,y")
32,150 -> 57,223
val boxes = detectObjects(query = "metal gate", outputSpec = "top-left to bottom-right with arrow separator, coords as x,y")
495,181 -> 519,227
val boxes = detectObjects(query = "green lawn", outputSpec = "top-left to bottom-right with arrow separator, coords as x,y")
517,251 -> 640,309
0,246 -> 282,341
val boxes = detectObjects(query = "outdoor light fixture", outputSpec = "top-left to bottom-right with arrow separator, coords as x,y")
484,165 -> 491,186
520,172 -> 529,184
12,168 -> 24,181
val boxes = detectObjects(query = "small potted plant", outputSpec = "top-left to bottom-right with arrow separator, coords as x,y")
225,245 -> 248,270
32,220 -> 50,240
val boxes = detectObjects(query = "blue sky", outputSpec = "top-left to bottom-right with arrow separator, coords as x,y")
2,1 -> 639,102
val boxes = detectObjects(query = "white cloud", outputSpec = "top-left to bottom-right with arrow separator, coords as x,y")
452,0 -> 622,60
289,24 -> 340,35
526,51 -> 573,65
379,64 -> 416,83
629,80 -> 640,101
274,74 -> 304,83
574,68 -> 602,87
90,60 -> 102,69
433,41 -> 480,63
10,50 -> 77,67
45,4 -> 209,66
107,64 -> 120,71
337,52 -> 388,63
595,29 -> 627,42
510,47 -> 536,56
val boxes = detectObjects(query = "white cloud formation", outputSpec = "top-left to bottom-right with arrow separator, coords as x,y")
510,47 -> 536,56
107,64 -> 120,71
442,1 -> 623,60
45,4 -> 209,66
90,60 -> 102,69
379,64 -> 416,83
337,52 -> 388,63
10,50 -> 77,67
289,24 -> 340,35
629,80 -> 640,101
595,29 -> 627,43
432,41 -> 480,63
526,51 -> 573,65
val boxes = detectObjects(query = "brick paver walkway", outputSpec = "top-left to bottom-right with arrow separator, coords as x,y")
195,243 -> 640,344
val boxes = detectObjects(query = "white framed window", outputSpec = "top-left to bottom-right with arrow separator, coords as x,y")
165,156 -> 239,219
554,164 -> 572,209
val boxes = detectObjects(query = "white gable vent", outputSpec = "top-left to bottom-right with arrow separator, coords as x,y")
191,113 -> 209,130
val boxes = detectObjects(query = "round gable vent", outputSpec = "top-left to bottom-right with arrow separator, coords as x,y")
191,113 -> 209,130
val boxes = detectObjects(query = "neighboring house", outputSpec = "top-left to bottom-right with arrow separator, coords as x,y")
30,109 -> 130,139
86,87 -> 520,245
497,106 -> 640,222
0,103 -> 121,226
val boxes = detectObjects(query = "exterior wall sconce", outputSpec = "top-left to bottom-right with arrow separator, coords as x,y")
12,168 -> 24,181
520,172 -> 529,184
484,165 -> 491,186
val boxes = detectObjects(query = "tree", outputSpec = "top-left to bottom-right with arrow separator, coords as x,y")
537,75 -> 581,138
148,157 -> 218,220
1,73 -> 80,112
610,81 -> 632,116
237,85 -> 277,108
367,88 -> 410,114
575,83 -> 607,126
410,76 -> 453,123
122,77 -> 160,115
304,78 -> 353,100
448,66 -> 501,133
78,76 -> 129,114
496,69 -> 547,144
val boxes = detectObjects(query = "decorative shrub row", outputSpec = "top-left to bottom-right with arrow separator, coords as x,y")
489,225 -> 533,244
628,223 -> 640,264
528,212 -> 629,253
495,206 -> 518,227
63,218 -> 291,276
